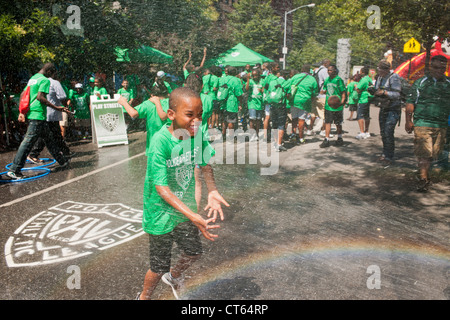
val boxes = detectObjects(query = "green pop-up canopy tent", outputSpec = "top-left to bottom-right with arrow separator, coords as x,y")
115,45 -> 173,64
208,43 -> 273,67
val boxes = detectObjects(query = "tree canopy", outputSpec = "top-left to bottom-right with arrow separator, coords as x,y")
0,0 -> 448,84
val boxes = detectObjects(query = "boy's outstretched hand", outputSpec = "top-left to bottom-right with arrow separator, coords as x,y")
204,190 -> 229,222
192,216 -> 221,242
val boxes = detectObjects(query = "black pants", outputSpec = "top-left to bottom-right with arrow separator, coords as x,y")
29,121 -> 70,158
9,120 -> 67,173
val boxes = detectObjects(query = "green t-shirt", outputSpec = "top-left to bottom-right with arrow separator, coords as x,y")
200,92 -> 213,133
347,81 -> 358,105
282,73 -> 318,112
225,76 -> 243,113
247,78 -> 264,110
117,87 -> 135,102
69,91 -> 91,119
184,69 -> 190,80
356,75 -> 373,104
323,76 -> 346,112
152,81 -> 173,93
26,73 -> 50,121
143,125 -> 215,235
267,77 -> 286,108
92,86 -> 108,100
202,74 -> 219,100
406,75 -> 450,128
262,74 -> 278,103
134,98 -> 170,155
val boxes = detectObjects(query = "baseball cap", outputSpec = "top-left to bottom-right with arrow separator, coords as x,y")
75,83 -> 83,88
157,71 -> 165,77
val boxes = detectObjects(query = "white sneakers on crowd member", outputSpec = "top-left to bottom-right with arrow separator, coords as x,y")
355,132 -> 369,140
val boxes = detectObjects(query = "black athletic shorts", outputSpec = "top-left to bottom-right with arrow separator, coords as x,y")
324,109 -> 343,125
149,221 -> 202,274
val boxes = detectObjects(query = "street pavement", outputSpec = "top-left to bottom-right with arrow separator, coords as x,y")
0,106 -> 449,303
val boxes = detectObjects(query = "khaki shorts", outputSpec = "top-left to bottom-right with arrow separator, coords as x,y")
413,126 -> 447,160
311,97 -> 325,119
59,112 -> 68,126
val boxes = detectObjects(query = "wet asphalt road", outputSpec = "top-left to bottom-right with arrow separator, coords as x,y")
0,106 -> 449,303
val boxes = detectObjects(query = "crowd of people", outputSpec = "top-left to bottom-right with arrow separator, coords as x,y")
1,53 -> 449,191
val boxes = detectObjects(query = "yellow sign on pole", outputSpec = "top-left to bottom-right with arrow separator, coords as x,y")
404,37 -> 421,53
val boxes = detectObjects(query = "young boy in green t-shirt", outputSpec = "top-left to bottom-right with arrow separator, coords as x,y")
137,87 -> 229,300
117,80 -> 135,105
319,65 -> 347,148
68,83 -> 91,139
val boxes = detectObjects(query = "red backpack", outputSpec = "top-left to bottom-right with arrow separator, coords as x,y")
19,86 -> 31,115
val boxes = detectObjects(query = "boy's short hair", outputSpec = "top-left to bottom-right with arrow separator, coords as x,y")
169,87 -> 200,111
301,64 -> 311,73
360,66 -> 369,75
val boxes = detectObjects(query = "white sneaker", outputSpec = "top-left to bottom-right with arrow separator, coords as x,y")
305,129 -> 313,136
364,132 -> 371,138
355,132 -> 366,140
162,272 -> 182,300
249,134 -> 259,142
319,130 -> 326,137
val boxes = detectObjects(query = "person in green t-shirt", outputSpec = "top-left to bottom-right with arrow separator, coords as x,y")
136,87 -> 229,300
91,78 -> 108,101
117,80 -> 135,105
319,65 -> 347,148
201,68 -> 219,129
405,55 -> 450,192
221,66 -> 244,138
154,71 -> 174,94
355,67 -> 373,140
209,66 -> 224,129
184,73 -> 213,136
245,69 -> 264,141
266,67 -> 288,152
262,62 -> 280,141
7,63 -> 70,179
282,64 -> 318,145
183,47 -> 207,80
118,78 -> 170,156
346,75 -> 359,121
68,83 -> 91,139
118,79 -> 136,130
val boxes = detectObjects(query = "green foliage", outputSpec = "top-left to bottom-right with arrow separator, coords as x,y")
287,37 -> 335,70
1,0 -> 448,82
228,0 -> 281,59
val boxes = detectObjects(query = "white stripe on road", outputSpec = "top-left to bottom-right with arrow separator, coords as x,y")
0,152 -> 145,209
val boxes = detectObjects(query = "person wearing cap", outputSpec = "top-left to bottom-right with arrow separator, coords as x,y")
372,60 -> 403,165
86,76 -> 95,96
68,83 -> 91,139
153,71 -> 173,94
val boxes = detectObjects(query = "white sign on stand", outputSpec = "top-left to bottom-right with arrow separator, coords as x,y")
90,94 -> 128,148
